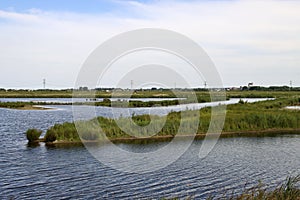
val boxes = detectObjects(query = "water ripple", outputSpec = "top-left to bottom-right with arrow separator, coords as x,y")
0,107 -> 299,199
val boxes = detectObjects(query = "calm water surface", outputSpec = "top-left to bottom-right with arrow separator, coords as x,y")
0,100 -> 299,199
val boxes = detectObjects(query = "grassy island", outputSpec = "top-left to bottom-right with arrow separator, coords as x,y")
2,89 -> 300,109
27,96 -> 300,144
0,102 -> 57,110
0,101 -> 67,110
0,99 -> 191,109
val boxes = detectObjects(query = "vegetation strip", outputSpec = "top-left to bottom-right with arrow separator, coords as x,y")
2,90 -> 300,109
25,96 -> 300,144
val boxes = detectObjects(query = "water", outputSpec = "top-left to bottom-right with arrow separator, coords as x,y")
286,106 -> 300,110
0,97 -> 272,120
0,99 -> 299,199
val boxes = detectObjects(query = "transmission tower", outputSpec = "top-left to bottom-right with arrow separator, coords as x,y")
43,79 -> 46,89
130,80 -> 133,90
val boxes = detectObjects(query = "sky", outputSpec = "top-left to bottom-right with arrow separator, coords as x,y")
0,0 -> 299,89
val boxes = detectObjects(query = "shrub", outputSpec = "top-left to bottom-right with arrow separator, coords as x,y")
26,129 -> 42,143
45,129 -> 57,142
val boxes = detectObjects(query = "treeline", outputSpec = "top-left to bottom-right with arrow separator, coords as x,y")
247,86 -> 300,91
227,90 -> 300,99
37,96 -> 300,143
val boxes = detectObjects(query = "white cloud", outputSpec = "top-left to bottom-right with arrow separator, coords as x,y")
0,0 -> 299,88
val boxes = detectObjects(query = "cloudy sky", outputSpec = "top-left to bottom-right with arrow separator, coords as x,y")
0,0 -> 299,89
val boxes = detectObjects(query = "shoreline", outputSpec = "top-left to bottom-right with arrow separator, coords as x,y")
25,96 -> 300,146
15,105 -> 53,110
42,128 -> 300,146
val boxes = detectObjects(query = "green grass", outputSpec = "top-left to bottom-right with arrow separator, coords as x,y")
1,88 -> 298,99
36,96 -> 300,143
165,175 -> 300,200
45,122 -> 79,142
75,99 -> 181,107
26,129 -> 42,143
222,97 -> 300,132
0,101 -> 30,109
213,175 -> 300,200
2,90 -> 299,109
0,101 -> 71,109
0,89 -> 74,98
227,90 -> 300,99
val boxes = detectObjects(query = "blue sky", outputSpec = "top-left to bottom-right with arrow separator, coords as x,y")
0,0 -> 117,13
0,0 -> 299,89
0,0 -> 156,14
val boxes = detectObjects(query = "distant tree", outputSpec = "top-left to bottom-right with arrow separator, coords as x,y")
79,86 -> 89,91
241,86 -> 248,91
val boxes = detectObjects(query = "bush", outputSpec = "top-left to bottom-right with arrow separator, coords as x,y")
45,129 -> 57,142
26,129 -> 42,142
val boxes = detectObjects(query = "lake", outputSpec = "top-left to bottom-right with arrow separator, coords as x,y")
0,99 -> 299,199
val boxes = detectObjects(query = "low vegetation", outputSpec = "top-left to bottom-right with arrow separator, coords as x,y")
31,96 -> 300,143
0,101 -> 31,109
1,87 -> 299,99
222,97 -> 300,132
73,99 -> 181,107
165,176 -> 300,199
211,175 -> 300,200
2,89 -> 300,109
26,129 -> 42,143
0,101 -> 70,109
227,90 -> 300,99
44,122 -> 78,142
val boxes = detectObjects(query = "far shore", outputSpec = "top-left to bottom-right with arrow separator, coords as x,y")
40,128 -> 300,146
